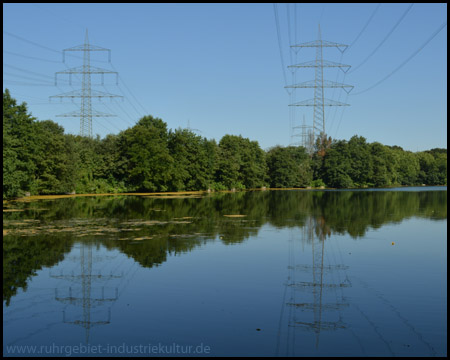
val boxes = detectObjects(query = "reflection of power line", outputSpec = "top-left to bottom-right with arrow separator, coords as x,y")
352,302 -> 396,356
5,321 -> 62,347
275,274 -> 289,356
354,276 -> 438,356
3,309 -> 57,324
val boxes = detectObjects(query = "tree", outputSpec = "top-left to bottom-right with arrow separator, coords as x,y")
347,135 -> 373,186
322,140 -> 354,188
168,128 -> 213,191
33,120 -> 74,194
215,135 -> 267,189
394,149 -> 420,185
3,89 -> 38,198
266,145 -> 312,188
120,115 -> 173,192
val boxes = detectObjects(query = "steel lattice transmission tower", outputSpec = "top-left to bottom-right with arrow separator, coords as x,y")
285,25 -> 353,151
50,30 -> 122,137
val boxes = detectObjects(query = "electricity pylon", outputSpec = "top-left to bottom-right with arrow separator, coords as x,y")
285,25 -> 353,150
50,30 -> 122,137
186,119 -> 202,134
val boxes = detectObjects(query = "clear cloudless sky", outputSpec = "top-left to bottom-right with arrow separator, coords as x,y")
3,3 -> 447,151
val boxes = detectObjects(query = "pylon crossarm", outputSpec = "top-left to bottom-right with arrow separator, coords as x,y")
288,60 -> 351,70
50,89 -> 122,99
63,46 -> 111,63
55,109 -> 117,117
291,39 -> 348,50
64,44 -> 110,52
289,98 -> 351,106
286,80 -> 354,89
56,65 -> 117,75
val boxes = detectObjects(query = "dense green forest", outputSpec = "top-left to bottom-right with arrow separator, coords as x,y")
3,89 -> 447,199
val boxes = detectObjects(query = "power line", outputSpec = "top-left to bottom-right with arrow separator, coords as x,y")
110,63 -> 149,116
273,3 -> 289,89
351,20 -> 447,96
3,50 -> 60,63
3,30 -> 106,63
67,58 -> 135,131
3,71 -> 55,84
107,75 -> 144,120
348,3 -> 414,74
346,3 -> 381,51
333,92 -> 350,139
95,116 -> 122,134
286,3 -> 296,145
4,63 -> 60,81
1,92 -> 48,102
4,30 -> 61,54
97,93 -> 134,129
319,4 -> 326,23
3,80 -> 55,86
294,3 -> 298,48
286,4 -> 294,67
109,99 -> 137,128
329,3 -> 411,137
6,30 -> 149,124
50,30 -> 122,138
328,3 -> 381,134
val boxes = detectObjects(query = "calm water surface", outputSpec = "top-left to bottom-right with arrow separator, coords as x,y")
3,187 -> 447,357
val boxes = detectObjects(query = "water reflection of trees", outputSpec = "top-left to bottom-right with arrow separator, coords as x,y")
3,233 -> 73,306
3,189 -> 446,305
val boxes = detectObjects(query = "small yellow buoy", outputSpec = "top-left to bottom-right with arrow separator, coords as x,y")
391,242 -> 395,245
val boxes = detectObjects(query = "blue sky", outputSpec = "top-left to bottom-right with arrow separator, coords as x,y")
3,3 -> 447,151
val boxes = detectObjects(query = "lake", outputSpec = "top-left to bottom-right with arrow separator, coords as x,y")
3,187 -> 447,357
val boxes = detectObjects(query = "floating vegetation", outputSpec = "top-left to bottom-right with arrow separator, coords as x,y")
143,195 -> 204,199
115,236 -> 152,241
223,214 -> 247,218
121,220 -> 168,226
122,219 -> 192,226
169,234 -> 196,238
3,214 -> 193,237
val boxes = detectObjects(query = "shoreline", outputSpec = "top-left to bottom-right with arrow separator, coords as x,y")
3,185 -> 447,203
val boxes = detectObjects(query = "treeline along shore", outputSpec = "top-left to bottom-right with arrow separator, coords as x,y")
3,89 -> 447,199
